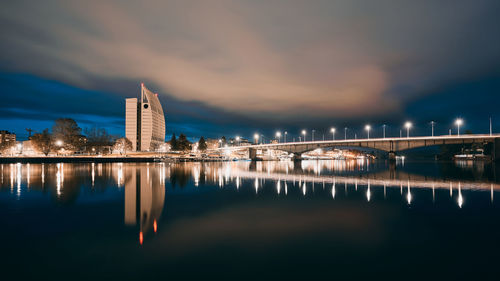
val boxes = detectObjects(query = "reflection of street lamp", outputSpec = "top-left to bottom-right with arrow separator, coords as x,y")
301,130 -> 307,142
330,128 -> 336,140
365,125 -> 371,139
404,122 -> 412,138
455,118 -> 463,136
254,133 -> 259,144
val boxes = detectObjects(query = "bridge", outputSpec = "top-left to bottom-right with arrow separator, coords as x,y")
222,134 -> 500,161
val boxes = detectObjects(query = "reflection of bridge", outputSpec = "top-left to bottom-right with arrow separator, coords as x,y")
231,169 -> 499,192
224,134 -> 500,161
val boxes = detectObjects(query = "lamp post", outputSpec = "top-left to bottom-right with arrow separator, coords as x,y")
383,124 -> 386,139
431,121 -> 435,137
235,136 -> 240,146
302,130 -> 306,142
455,119 -> 463,136
330,128 -> 336,140
254,133 -> 259,144
312,130 -> 315,141
365,125 -> 371,139
404,122 -> 412,138
284,131 -> 288,143
275,131 -> 281,143
344,127 -> 348,140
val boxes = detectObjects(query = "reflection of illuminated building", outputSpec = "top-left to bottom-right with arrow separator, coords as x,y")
124,164 -> 165,235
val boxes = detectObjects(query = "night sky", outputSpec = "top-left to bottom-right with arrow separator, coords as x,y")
1,0 -> 499,141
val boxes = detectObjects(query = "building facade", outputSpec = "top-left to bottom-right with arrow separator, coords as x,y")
125,84 -> 166,151
0,130 -> 16,146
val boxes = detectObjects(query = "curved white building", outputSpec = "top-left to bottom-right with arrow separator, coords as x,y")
126,83 -> 166,151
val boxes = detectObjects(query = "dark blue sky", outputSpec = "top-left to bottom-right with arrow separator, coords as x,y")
1,1 -> 499,141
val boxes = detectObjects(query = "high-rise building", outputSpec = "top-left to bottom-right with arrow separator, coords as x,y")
125,83 -> 166,151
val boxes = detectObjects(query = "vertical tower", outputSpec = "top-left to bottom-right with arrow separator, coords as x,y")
125,83 -> 166,151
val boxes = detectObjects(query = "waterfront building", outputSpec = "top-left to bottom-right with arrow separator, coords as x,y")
0,130 -> 16,146
125,83 -> 166,151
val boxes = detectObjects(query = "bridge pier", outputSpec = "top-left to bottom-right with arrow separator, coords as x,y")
292,153 -> 302,162
388,151 -> 397,162
494,138 -> 500,162
248,148 -> 259,161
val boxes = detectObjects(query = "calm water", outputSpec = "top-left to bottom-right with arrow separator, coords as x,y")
1,160 -> 500,280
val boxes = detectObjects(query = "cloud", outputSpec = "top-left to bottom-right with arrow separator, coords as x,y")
0,0 -> 499,136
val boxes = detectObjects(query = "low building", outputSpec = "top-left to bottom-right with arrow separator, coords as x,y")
0,130 -> 16,145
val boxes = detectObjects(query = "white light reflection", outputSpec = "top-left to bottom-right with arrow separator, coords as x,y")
366,181 -> 371,202
406,182 -> 412,205
457,182 -> 463,208
276,180 -> 281,195
491,184 -> 494,203
91,163 -> 95,187
284,181 -> 288,195
302,182 -> 306,196
331,181 -> 336,199
254,178 -> 259,194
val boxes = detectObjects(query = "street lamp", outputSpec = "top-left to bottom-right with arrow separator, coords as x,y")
254,133 -> 259,144
235,136 -> 240,146
382,124 -> 387,139
455,118 -> 463,136
312,130 -> 315,141
431,121 -> 435,137
365,125 -> 371,139
301,130 -> 306,142
330,128 -> 336,140
275,131 -> 281,143
284,131 -> 288,143
344,127 -> 348,140
56,140 -> 63,147
404,122 -> 412,138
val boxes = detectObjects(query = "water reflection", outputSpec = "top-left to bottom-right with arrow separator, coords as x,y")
1,160 -> 499,243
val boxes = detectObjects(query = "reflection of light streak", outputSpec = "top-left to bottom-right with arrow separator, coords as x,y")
236,176 -> 240,190
276,180 -> 281,194
56,163 -> 62,197
449,182 -> 453,197
27,163 -> 30,188
139,231 -> 144,245
366,182 -> 371,202
406,182 -> 412,205
302,182 -> 306,196
458,182 -> 463,208
254,178 -> 259,194
331,182 -> 336,199
153,220 -> 158,233
41,164 -> 45,185
10,164 -> 14,191
91,163 -> 95,187
355,179 -> 358,191
432,184 -> 435,203
383,183 -> 386,199
492,184 -> 494,203
16,163 -> 21,198
285,181 -> 288,195
117,163 -> 123,186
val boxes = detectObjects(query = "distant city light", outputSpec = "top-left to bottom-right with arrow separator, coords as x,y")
365,125 -> 371,139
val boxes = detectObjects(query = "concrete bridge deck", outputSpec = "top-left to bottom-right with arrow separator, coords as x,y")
221,134 -> 500,161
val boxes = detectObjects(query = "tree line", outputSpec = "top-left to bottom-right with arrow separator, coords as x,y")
30,118 -> 132,155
